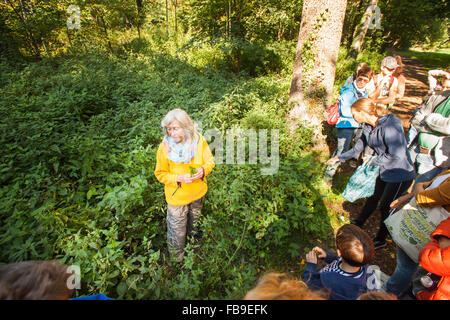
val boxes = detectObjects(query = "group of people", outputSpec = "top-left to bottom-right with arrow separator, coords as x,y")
1,57 -> 448,301
151,62 -> 449,300
313,56 -> 450,300
325,55 -> 405,179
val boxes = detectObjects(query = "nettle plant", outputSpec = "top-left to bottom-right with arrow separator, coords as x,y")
0,38 -> 337,298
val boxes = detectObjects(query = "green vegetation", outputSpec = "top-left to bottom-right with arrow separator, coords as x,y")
392,49 -> 450,70
1,0 -> 448,300
0,30 -> 342,299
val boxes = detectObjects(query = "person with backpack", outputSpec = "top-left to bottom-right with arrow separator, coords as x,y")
385,169 -> 450,297
368,56 -> 399,109
408,89 -> 450,184
344,62 -> 369,87
325,65 -> 373,182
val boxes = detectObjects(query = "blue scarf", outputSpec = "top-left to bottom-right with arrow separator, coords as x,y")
163,135 -> 198,163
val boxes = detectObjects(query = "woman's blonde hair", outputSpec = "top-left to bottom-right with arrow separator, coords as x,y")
351,98 -> 389,118
393,55 -> 404,77
357,291 -> 398,300
244,272 -> 326,300
161,108 -> 197,140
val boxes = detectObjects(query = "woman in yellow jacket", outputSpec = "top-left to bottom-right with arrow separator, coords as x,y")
154,109 -> 215,261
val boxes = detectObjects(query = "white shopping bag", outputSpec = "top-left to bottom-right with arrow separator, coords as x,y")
384,198 -> 450,263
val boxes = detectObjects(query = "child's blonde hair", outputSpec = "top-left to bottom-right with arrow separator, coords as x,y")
244,272 -> 326,300
358,291 -> 398,300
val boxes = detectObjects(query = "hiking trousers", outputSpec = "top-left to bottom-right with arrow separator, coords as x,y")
166,197 -> 204,261
353,177 -> 413,242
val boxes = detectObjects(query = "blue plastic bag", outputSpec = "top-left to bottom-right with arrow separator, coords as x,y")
342,159 -> 379,202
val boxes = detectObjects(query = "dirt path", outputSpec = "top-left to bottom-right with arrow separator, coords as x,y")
342,56 -> 430,276
391,57 -> 430,128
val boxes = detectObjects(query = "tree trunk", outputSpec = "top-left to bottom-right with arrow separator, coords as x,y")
135,0 -> 143,39
288,0 -> 347,131
91,10 -> 113,53
227,0 -> 232,39
349,0 -> 379,58
174,0 -> 178,33
344,0 -> 364,48
165,0 -> 169,37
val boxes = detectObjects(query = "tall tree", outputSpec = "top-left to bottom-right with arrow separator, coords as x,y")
349,0 -> 379,58
135,0 -> 145,39
288,0 -> 347,131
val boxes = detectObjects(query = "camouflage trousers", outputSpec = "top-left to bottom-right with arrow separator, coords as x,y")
166,197 -> 204,261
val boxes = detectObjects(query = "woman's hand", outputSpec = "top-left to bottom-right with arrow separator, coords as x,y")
390,193 -> 413,210
362,154 -> 372,165
177,173 -> 193,184
326,157 -> 339,166
190,167 -> 204,181
177,167 -> 204,184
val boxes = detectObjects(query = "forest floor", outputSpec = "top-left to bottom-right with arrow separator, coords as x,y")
330,56 -> 430,276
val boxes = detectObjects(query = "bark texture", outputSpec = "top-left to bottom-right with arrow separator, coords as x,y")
288,0 -> 347,130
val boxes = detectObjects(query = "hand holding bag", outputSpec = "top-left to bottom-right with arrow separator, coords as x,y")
342,157 -> 379,202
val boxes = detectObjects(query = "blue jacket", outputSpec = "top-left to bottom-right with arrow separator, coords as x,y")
302,251 -> 375,300
335,83 -> 367,129
71,293 -> 113,300
338,113 -> 416,183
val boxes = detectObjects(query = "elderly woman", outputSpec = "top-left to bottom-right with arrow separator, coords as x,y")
154,109 -> 215,261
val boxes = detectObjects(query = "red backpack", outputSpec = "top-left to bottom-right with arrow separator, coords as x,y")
326,99 -> 340,125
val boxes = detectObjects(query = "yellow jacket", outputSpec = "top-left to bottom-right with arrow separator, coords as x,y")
416,169 -> 450,212
154,133 -> 215,206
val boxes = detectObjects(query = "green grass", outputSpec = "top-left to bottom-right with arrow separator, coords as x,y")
392,48 -> 450,70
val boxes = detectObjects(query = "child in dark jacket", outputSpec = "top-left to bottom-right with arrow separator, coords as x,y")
303,224 -> 376,300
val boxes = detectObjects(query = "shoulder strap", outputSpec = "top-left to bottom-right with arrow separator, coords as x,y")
389,75 -> 394,89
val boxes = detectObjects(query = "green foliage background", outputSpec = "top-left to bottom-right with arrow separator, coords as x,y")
0,30 -> 343,298
0,0 -> 448,299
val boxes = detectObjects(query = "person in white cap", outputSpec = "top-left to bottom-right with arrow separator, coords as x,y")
368,56 -> 399,109
428,69 -> 450,95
